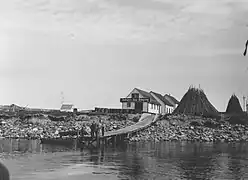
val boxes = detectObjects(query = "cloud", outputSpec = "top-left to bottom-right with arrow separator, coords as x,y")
181,0 -> 232,15
0,0 -> 247,44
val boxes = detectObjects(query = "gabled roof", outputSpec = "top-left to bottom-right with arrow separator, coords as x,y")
134,88 -> 160,105
164,94 -> 179,105
60,104 -> 74,110
10,104 -> 24,109
150,91 -> 174,106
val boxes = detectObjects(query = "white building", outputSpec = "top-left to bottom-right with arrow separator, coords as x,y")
150,91 -> 174,115
120,88 -> 161,114
120,88 -> 178,114
164,94 -> 179,110
60,104 -> 76,112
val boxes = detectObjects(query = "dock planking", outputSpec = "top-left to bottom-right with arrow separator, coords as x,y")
77,113 -> 159,148
102,113 -> 159,138
41,113 -> 159,148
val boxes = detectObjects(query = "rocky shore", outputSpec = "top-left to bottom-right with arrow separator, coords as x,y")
129,115 -> 248,142
0,114 -> 138,139
1,112 -> 248,143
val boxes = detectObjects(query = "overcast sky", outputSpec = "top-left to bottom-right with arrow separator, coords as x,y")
0,0 -> 248,111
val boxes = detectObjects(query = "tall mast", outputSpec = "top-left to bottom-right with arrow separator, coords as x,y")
243,95 -> 246,112
61,91 -> 64,105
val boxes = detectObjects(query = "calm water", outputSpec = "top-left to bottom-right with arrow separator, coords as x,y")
1,139 -> 248,180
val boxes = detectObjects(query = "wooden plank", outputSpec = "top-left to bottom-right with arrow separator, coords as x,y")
103,113 -> 158,138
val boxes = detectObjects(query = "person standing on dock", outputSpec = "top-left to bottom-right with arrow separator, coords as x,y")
90,121 -> 96,138
80,124 -> 87,138
95,121 -> 100,139
99,119 -> 105,137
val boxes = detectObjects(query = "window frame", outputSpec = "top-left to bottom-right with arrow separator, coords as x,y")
127,102 -> 131,107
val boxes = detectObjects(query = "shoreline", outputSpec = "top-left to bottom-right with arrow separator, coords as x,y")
1,113 -> 248,143
129,115 -> 248,142
0,113 -> 138,140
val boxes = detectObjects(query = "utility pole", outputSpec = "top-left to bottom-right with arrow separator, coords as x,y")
247,96 -> 248,113
61,91 -> 64,105
243,96 -> 246,112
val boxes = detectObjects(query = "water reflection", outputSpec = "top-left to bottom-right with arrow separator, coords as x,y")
0,139 -> 41,153
177,143 -> 215,180
226,143 -> 248,180
1,139 -> 248,180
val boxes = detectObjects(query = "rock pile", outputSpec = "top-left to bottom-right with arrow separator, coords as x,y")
0,114 -> 137,139
3,111 -> 248,143
129,115 -> 248,142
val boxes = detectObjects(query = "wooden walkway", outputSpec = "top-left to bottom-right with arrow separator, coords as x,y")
78,113 -> 159,148
41,113 -> 159,148
103,113 -> 159,138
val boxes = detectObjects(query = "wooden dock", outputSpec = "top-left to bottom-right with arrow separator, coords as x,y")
77,113 -> 159,148
41,113 -> 159,148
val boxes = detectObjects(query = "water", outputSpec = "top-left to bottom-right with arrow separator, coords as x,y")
1,139 -> 248,180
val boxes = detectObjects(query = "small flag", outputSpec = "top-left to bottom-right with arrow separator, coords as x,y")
244,40 -> 248,56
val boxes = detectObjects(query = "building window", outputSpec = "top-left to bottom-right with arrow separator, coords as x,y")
127,102 -> 131,107
132,93 -> 139,99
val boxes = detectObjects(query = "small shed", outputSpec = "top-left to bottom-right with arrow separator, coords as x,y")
60,104 -> 75,112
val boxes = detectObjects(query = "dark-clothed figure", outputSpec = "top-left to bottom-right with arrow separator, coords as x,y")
0,162 -> 10,180
80,125 -> 87,137
99,120 -> 105,137
95,121 -> 99,138
101,123 -> 105,137
90,122 -> 96,138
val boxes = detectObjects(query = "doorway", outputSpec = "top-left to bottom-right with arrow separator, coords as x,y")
135,102 -> 143,113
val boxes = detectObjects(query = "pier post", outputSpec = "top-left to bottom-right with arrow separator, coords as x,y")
116,135 -> 120,146
104,137 -> 108,146
121,134 -> 124,143
111,135 -> 117,148
96,136 -> 100,147
74,139 -> 77,149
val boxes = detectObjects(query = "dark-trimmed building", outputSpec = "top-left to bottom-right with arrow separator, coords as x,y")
120,88 -> 178,114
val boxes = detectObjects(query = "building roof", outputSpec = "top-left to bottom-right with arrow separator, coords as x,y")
10,104 -> 24,109
150,91 -> 174,106
134,88 -> 160,105
60,104 -> 74,110
164,94 -> 179,105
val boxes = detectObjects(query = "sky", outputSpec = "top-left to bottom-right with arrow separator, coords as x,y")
0,0 -> 248,111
